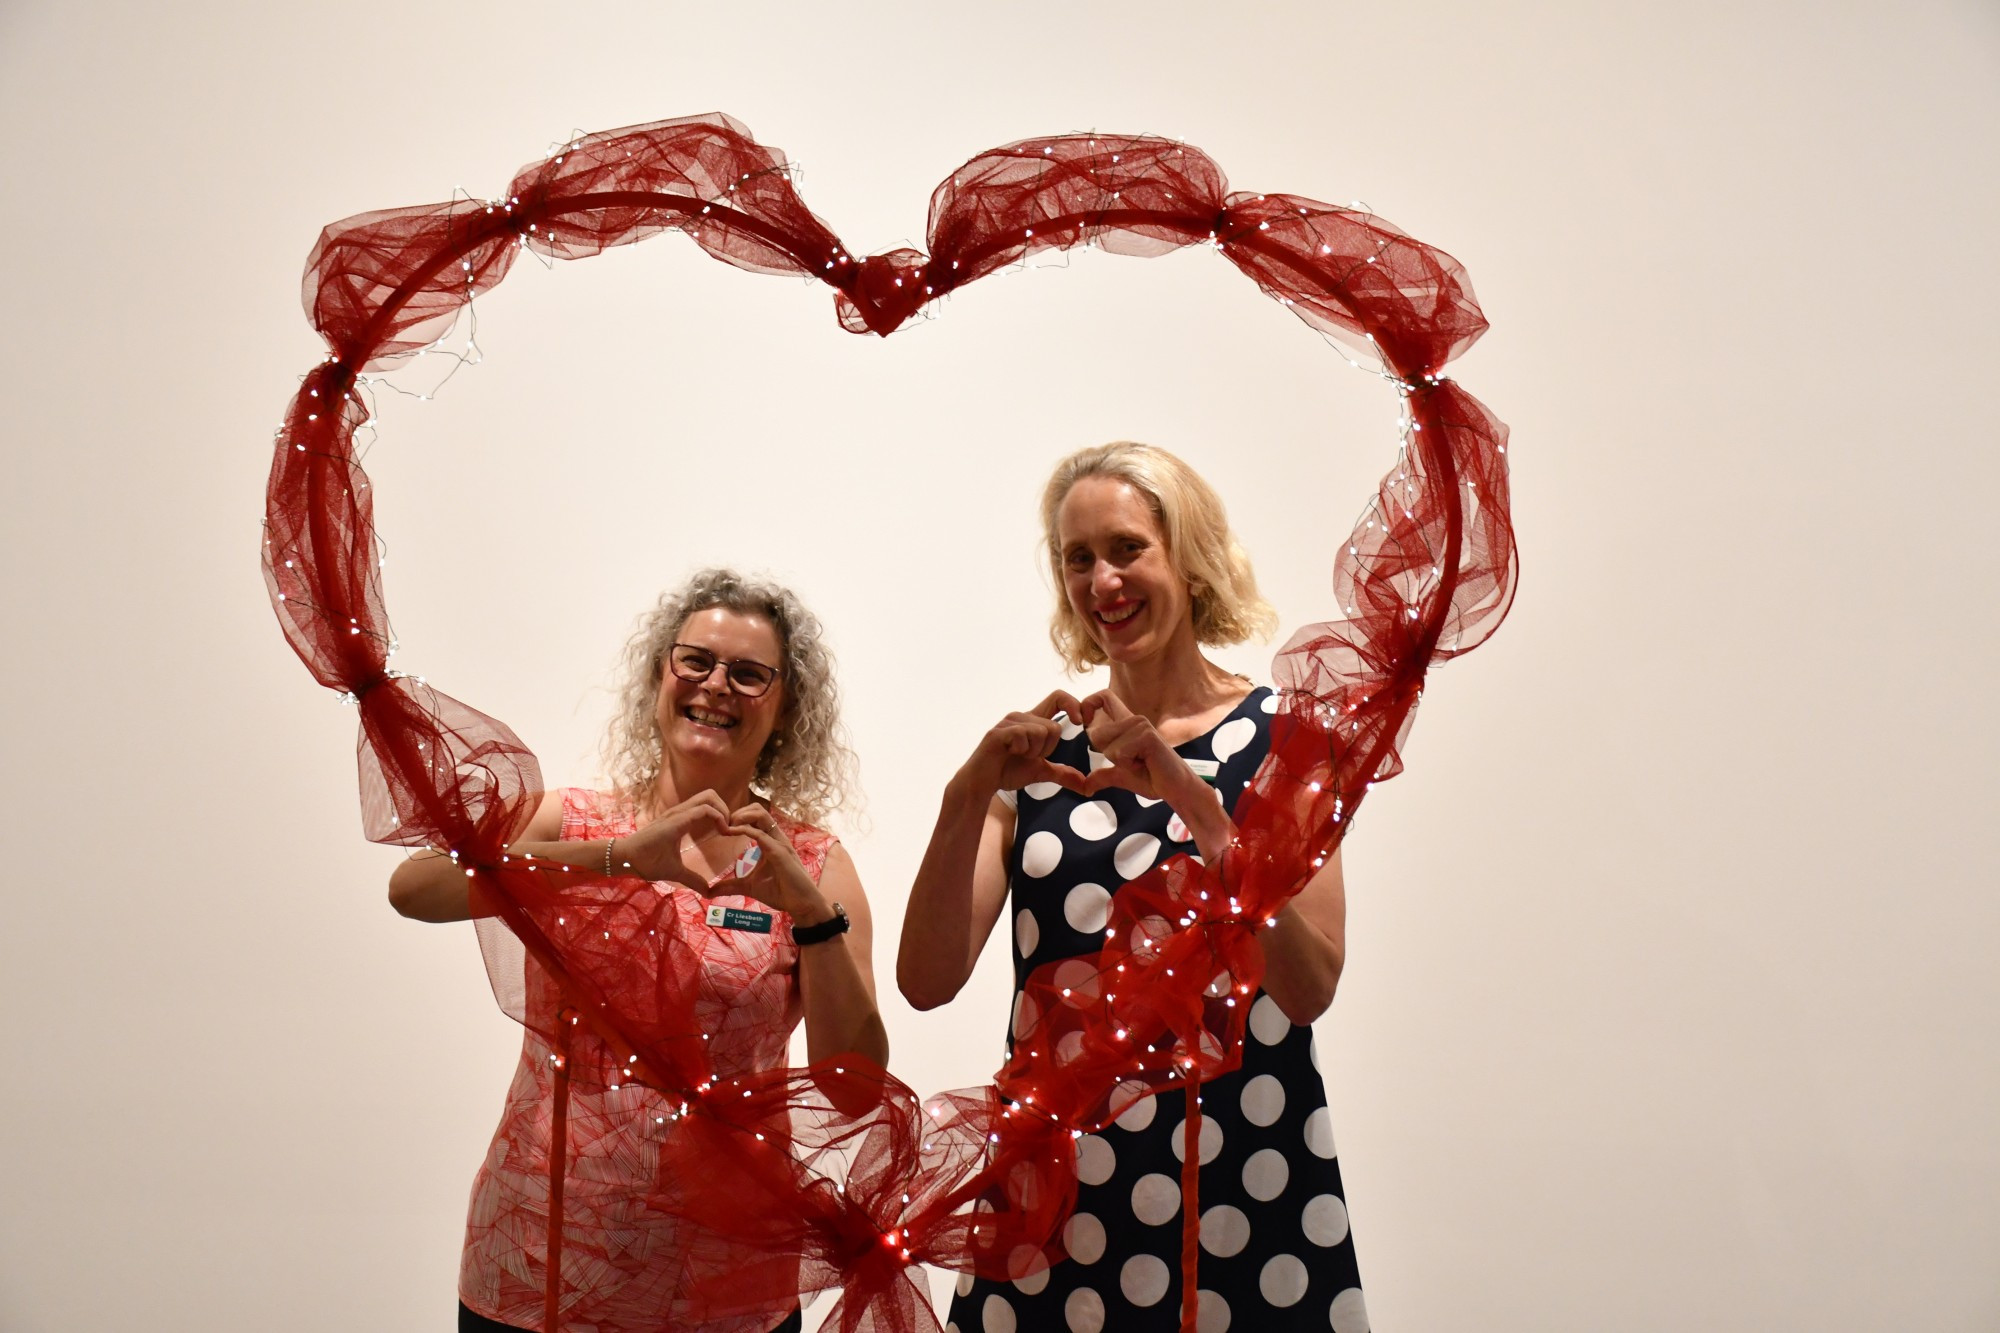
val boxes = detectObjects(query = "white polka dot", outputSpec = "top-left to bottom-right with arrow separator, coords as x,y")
1243,1148 -> 1290,1201
1014,909 -> 1040,957
1064,882 -> 1112,934
1021,830 -> 1063,878
1166,812 -> 1191,843
1130,1172 -> 1181,1225
1119,1254 -> 1170,1307
957,1270 -> 975,1297
1063,1211 -> 1105,1264
1302,1193 -> 1350,1247
1024,780 -> 1062,800
1087,749 -> 1112,772
1069,799 -> 1119,840
1010,1162 -> 1044,1212
1113,832 -> 1161,881
1249,994 -> 1290,1045
1012,1263 -> 1050,1296
1059,714 -> 1084,740
1211,716 -> 1256,762
1064,1287 -> 1105,1333
1056,1030 -> 1085,1066
1075,1134 -> 1116,1186
1260,1253 -> 1309,1307
1112,1082 -> 1156,1132
1168,1113 -> 1225,1165
1240,1074 -> 1286,1126
1011,991 -> 1037,1040
1329,1286 -> 1370,1333
1260,691 -> 1281,714
1052,957 -> 1097,994
1135,794 -> 1162,807
1197,1288 -> 1231,1333
1309,1036 -> 1321,1070
982,1292 -> 1017,1333
1304,1106 -> 1337,1158
1199,1203 -> 1250,1258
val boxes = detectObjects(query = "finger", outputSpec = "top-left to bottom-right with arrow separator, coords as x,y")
1083,718 -> 1138,756
660,866 -> 712,894
671,791 -> 731,830
1002,714 -> 1066,758
1092,691 -> 1132,722
725,823 -> 782,854
1070,764 -> 1136,797
1000,722 -> 1052,755
1034,690 -> 1084,720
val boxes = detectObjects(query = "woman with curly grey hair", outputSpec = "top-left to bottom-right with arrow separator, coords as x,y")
390,567 -> 882,1333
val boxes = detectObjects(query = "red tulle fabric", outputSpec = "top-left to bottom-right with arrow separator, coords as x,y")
461,789 -> 835,1333
264,113 -> 1515,1333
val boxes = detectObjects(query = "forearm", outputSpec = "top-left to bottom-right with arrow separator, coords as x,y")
387,850 -> 476,922
896,773 -> 995,1009
796,926 -> 890,1067
389,835 -> 617,923
1255,901 -> 1344,1024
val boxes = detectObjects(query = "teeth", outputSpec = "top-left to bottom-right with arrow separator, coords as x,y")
686,708 -> 735,728
1098,603 -> 1141,625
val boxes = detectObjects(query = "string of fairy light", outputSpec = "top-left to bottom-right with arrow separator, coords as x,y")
264,117 -> 1506,1331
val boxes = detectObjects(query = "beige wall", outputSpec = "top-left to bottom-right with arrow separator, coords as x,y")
2,1 -> 1996,1328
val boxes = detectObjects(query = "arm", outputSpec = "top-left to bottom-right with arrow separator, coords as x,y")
1255,846 -> 1348,1024
897,783 -> 1017,1011
387,789 -> 732,922
896,691 -> 1082,1011
386,789 -> 565,923
791,845 -> 890,1067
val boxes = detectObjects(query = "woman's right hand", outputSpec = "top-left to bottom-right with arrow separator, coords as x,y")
611,790 -> 733,891
961,690 -> 1089,795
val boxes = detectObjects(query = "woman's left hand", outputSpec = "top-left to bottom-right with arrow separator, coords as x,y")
718,804 -> 835,927
1078,691 -> 1235,862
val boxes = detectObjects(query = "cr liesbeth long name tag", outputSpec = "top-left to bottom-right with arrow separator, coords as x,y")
705,904 -> 774,934
1185,758 -> 1221,784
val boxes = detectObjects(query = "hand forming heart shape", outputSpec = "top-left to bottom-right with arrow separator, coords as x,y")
264,113 -> 1516,1333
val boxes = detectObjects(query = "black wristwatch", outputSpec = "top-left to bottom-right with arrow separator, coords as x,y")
792,902 -> 850,946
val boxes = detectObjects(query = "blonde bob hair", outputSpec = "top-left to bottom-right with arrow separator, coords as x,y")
1041,441 -> 1278,673
603,568 -> 856,827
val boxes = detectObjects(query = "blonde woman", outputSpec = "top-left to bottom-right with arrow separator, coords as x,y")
899,444 -> 1368,1333
391,568 -> 885,1333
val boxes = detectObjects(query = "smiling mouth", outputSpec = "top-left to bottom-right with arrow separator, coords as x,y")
683,706 -> 738,731
1095,601 -> 1143,628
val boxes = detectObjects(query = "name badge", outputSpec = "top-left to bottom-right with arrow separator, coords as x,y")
705,904 -> 773,934
1185,758 -> 1221,783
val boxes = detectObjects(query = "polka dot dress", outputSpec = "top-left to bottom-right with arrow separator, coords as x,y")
949,688 -> 1369,1333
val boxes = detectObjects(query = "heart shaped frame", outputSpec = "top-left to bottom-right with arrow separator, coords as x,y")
263,113 -> 1515,1333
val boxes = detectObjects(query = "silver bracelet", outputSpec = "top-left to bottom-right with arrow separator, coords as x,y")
604,837 -> 616,877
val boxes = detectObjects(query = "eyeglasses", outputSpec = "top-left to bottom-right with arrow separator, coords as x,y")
668,643 -> 781,697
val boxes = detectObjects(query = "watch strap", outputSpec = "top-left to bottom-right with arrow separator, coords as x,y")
791,902 -> 850,946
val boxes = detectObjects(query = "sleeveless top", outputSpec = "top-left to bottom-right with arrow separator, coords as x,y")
949,688 -> 1371,1333
459,787 -> 836,1333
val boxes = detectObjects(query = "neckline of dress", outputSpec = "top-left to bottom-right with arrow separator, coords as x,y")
1165,683 -> 1268,755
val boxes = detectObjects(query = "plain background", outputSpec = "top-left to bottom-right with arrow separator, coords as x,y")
2,2 -> 1995,1329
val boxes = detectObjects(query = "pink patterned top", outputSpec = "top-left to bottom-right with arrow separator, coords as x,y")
459,787 -> 837,1333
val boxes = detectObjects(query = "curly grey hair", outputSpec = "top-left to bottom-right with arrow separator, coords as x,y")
603,568 -> 857,827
